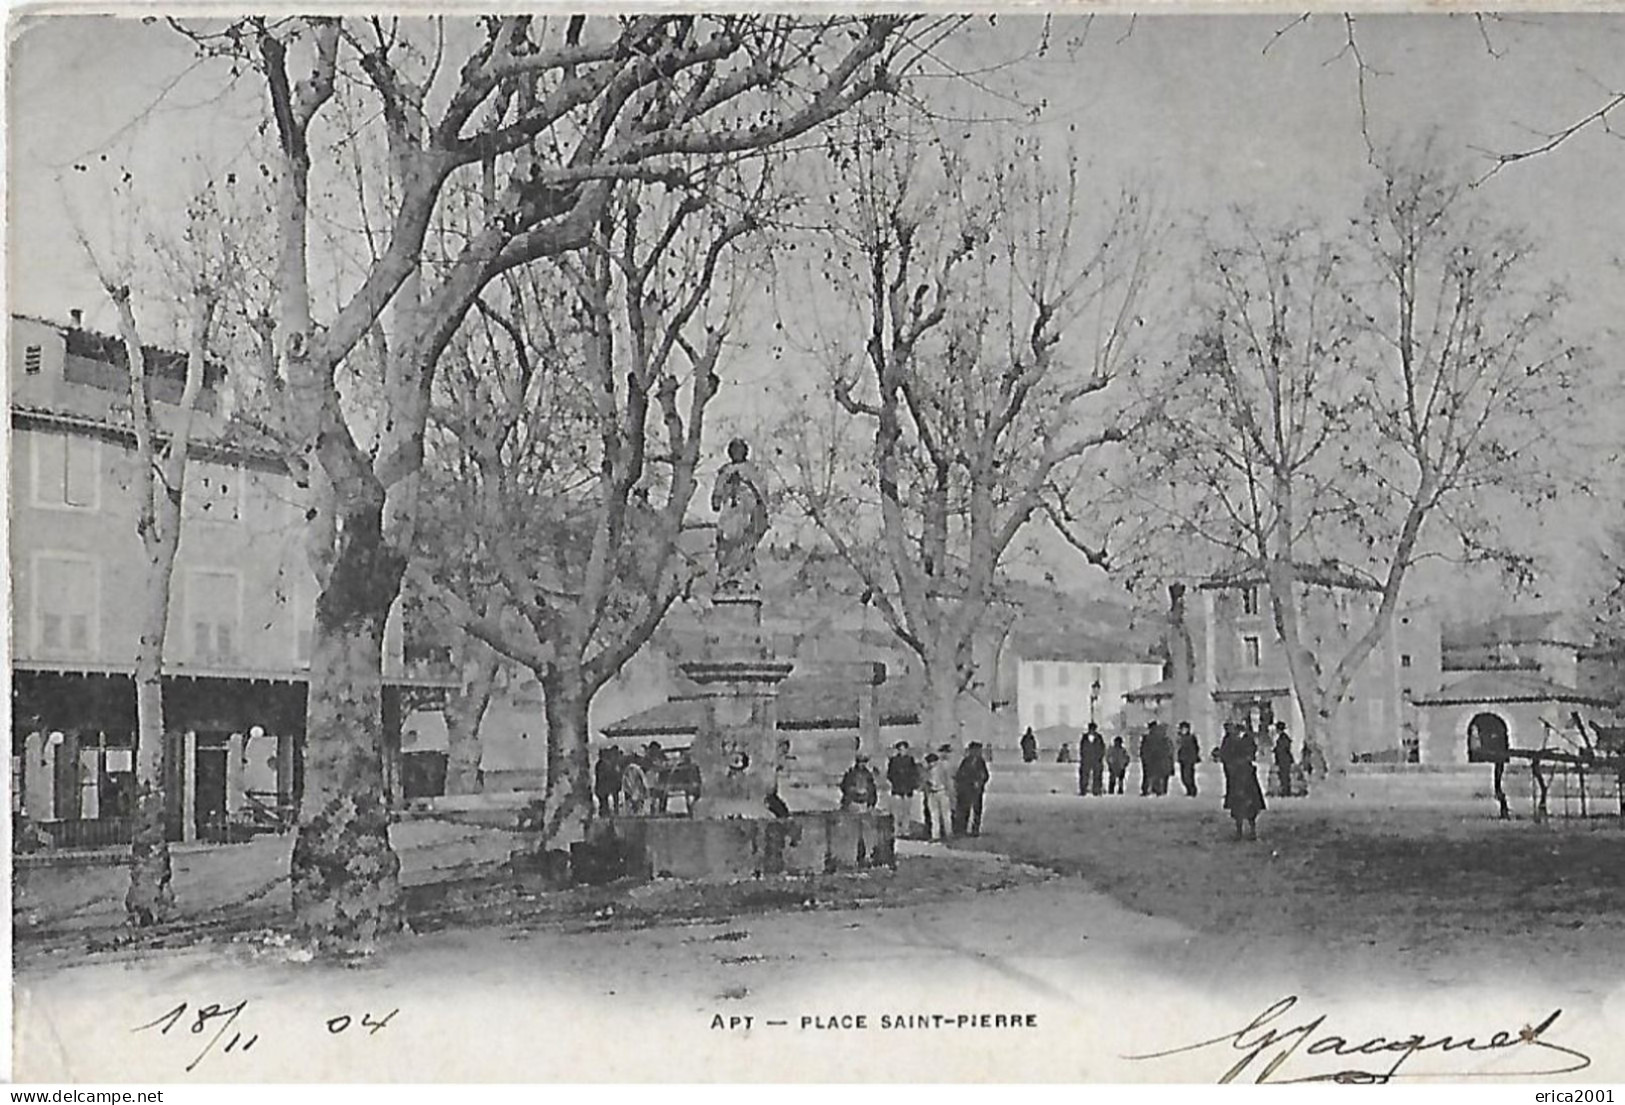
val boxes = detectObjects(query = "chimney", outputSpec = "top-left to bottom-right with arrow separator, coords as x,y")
68,308 -> 82,328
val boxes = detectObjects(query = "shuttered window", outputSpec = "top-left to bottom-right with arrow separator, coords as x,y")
33,555 -> 98,656
187,569 -> 241,664
31,433 -> 100,509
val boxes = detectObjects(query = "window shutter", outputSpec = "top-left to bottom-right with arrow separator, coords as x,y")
35,435 -> 68,504
64,438 -> 98,507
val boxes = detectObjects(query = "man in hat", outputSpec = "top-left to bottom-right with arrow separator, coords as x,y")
885,740 -> 921,837
839,751 -> 878,811
953,741 -> 991,836
1079,722 -> 1107,796
1272,721 -> 1296,798
1176,720 -> 1202,798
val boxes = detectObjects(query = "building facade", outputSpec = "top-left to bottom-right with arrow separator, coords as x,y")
1411,611 -> 1620,765
1010,641 -> 1163,744
9,314 -> 442,846
1123,562 -> 1406,764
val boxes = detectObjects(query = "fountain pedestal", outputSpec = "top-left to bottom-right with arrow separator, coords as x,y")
596,593 -> 893,881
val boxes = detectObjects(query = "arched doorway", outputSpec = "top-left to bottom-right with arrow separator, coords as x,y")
1466,712 -> 1510,763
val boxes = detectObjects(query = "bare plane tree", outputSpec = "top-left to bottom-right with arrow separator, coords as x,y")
784,117 -> 1157,749
161,14 -> 926,951
1132,155 -> 1591,768
69,197 -> 238,925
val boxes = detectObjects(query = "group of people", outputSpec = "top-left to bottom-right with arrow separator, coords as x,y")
840,740 -> 992,840
1052,717 -> 1310,840
593,741 -> 699,817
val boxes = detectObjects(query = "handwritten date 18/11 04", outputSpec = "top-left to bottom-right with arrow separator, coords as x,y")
133,1001 -> 399,1073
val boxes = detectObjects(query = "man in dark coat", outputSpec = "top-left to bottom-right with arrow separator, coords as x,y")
886,741 -> 921,836
839,753 -> 879,810
952,742 -> 991,836
1272,721 -> 1296,798
1140,722 -> 1172,796
1020,727 -> 1038,763
1220,722 -> 1266,839
1079,723 -> 1106,796
1176,721 -> 1202,797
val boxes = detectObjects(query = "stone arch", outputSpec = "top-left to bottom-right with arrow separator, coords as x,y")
1466,711 -> 1510,763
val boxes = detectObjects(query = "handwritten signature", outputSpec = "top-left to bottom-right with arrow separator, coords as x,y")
133,1000 -> 398,1073
1126,995 -> 1593,1084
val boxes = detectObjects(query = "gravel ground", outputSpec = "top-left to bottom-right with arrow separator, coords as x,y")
13,792 -> 1625,1083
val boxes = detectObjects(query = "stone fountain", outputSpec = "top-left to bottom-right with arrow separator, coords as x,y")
593,439 -> 893,881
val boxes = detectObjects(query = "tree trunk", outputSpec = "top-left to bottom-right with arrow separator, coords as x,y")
290,502 -> 406,954
540,670 -> 592,852
125,673 -> 173,925
923,659 -> 962,755
1264,559 -> 1335,775
125,506 -> 182,926
443,711 -> 484,797
443,647 -> 498,797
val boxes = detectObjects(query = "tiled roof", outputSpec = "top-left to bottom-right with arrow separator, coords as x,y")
1123,677 -> 1176,700
1013,628 -> 1158,664
1198,559 -> 1381,593
1411,671 -> 1618,707
600,677 -> 921,738
1442,611 -> 1588,650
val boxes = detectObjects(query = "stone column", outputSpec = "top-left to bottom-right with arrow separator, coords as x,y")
857,662 -> 883,760
683,595 -> 794,820
1169,584 -> 1193,732
181,730 -> 197,843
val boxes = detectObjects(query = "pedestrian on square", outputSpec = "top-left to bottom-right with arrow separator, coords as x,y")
953,741 -> 991,836
1272,721 -> 1296,798
1080,723 -> 1106,796
1176,721 -> 1201,798
1220,723 -> 1266,840
1141,722 -> 1172,796
1020,727 -> 1038,763
922,752 -> 953,842
1106,737 -> 1130,794
886,740 -> 921,836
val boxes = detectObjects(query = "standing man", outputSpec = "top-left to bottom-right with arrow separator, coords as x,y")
953,742 -> 991,837
1139,722 -> 1170,796
921,752 -> 952,842
1106,736 -> 1130,794
1272,721 -> 1296,798
886,741 -> 921,836
839,752 -> 879,811
1176,721 -> 1201,798
1080,723 -> 1107,796
1020,727 -> 1038,763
